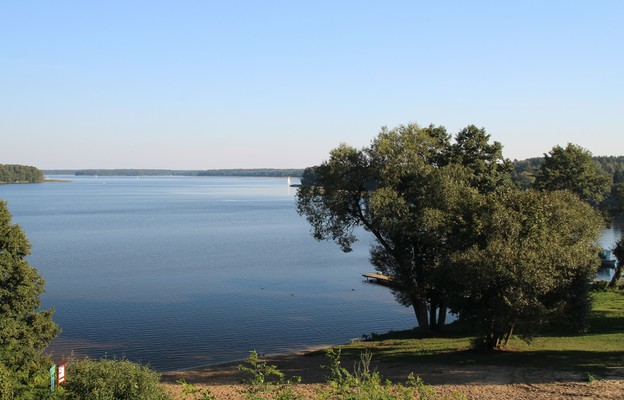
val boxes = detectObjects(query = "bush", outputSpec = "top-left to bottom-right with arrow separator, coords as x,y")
64,357 -> 171,400
319,348 -> 466,400
0,361 -> 58,400
237,351 -> 302,400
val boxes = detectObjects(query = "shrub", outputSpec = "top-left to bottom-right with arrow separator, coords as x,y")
238,351 -> 302,400
64,357 -> 171,400
319,348 -> 466,400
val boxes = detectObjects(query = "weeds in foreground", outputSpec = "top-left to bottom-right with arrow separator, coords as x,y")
238,350 -> 302,400
319,348 -> 466,400
177,349 -> 466,400
177,378 -> 216,400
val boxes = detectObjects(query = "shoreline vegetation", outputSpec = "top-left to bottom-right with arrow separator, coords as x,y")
0,163 -> 44,183
160,290 -> 624,399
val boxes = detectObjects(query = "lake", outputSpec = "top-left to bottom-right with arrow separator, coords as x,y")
1,176 -> 621,371
0,176 -> 415,371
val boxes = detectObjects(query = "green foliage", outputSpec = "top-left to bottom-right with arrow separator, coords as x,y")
0,361 -> 59,400
238,351 -> 302,400
513,155 -> 624,212
0,164 -> 44,183
239,350 -> 286,386
297,123 -> 512,334
0,201 -> 60,382
445,189 -> 603,350
0,362 -> 15,400
450,125 -> 514,192
63,357 -> 171,400
511,157 -> 543,190
177,379 -> 216,400
533,143 -> 611,207
319,348 -> 465,400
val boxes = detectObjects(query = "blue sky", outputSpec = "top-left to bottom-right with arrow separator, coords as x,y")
2,1 -> 623,169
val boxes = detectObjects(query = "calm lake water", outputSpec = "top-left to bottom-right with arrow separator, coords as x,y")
0,176 -> 415,371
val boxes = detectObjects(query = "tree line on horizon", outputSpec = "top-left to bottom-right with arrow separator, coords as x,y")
0,164 -> 44,184
512,154 -> 624,214
46,168 -> 305,177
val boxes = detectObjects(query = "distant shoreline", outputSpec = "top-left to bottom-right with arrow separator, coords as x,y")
43,168 -> 304,178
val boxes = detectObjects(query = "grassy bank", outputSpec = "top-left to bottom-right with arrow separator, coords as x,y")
333,290 -> 624,377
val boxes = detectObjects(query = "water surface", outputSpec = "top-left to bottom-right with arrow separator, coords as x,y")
0,176 -> 414,371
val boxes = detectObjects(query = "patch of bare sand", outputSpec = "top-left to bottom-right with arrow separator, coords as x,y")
161,350 -> 624,399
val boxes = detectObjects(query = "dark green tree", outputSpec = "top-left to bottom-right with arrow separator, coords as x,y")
449,125 -> 514,192
446,190 -> 603,350
296,123 -> 511,334
0,200 -> 60,383
533,143 -> 611,207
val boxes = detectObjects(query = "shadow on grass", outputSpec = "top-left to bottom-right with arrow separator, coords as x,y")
333,345 -> 624,384
331,314 -> 624,383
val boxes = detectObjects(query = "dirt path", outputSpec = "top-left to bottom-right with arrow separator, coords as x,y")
161,350 -> 624,399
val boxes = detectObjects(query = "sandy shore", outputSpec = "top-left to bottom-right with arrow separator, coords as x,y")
161,349 -> 624,399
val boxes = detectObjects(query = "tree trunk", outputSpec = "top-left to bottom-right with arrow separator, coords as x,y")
501,323 -> 514,348
411,296 -> 430,335
608,263 -> 622,288
429,300 -> 438,330
437,302 -> 447,331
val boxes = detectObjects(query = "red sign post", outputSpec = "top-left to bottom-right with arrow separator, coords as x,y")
57,362 -> 66,385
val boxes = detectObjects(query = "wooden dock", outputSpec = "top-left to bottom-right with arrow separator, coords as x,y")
362,273 -> 401,287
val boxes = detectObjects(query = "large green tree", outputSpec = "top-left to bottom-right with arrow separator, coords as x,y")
533,143 -> 611,207
445,190 -> 603,350
296,123 -> 511,334
0,200 -> 60,382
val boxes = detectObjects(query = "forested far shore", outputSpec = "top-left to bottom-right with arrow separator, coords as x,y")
0,164 -> 44,183
44,168 -> 304,177
511,155 -> 624,213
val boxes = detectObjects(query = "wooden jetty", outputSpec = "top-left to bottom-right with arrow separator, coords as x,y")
362,272 -> 401,287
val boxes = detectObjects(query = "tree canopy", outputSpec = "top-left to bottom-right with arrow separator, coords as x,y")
533,143 -> 611,207
296,123 -> 512,334
0,200 -> 60,384
445,190 -> 603,349
297,124 -> 605,347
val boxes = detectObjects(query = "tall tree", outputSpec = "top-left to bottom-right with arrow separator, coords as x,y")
446,190 -> 603,350
0,200 -> 60,382
450,125 -> 514,192
296,123 -> 511,334
533,143 -> 611,207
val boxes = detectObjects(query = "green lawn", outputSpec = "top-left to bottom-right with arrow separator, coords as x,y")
336,290 -> 624,376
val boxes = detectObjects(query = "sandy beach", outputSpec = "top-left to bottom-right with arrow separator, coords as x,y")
161,348 -> 624,399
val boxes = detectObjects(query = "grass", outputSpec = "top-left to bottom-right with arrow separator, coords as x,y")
334,290 -> 624,377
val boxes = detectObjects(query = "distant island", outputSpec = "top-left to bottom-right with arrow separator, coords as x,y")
43,168 -> 304,178
0,164 -> 44,183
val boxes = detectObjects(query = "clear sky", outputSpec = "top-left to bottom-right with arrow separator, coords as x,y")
2,1 -> 623,169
